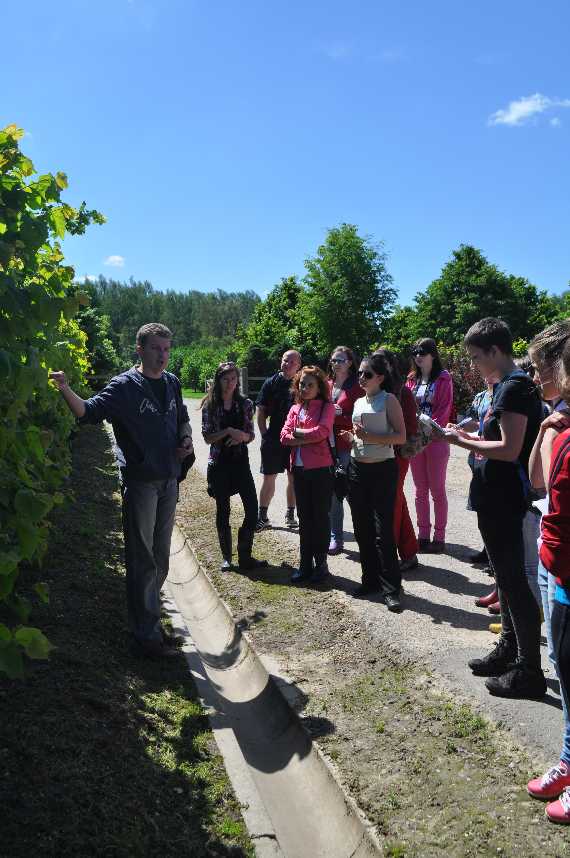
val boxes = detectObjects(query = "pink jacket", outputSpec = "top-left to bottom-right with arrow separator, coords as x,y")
406,369 -> 454,427
280,399 -> 335,470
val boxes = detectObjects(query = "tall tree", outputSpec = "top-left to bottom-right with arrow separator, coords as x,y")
300,224 -> 396,356
383,245 -> 558,350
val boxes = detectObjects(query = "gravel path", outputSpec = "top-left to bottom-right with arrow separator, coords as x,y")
186,401 -> 564,766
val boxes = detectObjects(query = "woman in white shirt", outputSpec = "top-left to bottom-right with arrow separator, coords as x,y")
346,354 -> 406,610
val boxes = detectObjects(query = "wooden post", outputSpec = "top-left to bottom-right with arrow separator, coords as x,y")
240,366 -> 249,397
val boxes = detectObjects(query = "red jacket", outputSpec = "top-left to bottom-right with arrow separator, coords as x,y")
327,377 -> 365,453
540,428 -> 570,583
280,399 -> 335,470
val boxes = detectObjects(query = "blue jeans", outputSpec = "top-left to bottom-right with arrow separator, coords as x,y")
121,478 -> 178,643
329,449 -> 351,542
538,558 -> 557,669
522,509 -> 541,607
551,600 -> 570,766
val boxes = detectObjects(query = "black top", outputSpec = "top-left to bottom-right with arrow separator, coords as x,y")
256,372 -> 294,438
142,374 -> 168,412
470,370 -> 542,515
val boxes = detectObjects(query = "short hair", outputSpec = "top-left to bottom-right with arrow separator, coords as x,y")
291,366 -> 330,404
463,318 -> 512,355
529,320 -> 570,383
136,323 -> 173,347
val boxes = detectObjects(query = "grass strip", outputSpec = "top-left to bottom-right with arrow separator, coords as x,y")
0,424 -> 253,858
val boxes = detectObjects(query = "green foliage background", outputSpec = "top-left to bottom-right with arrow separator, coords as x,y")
0,125 -> 104,677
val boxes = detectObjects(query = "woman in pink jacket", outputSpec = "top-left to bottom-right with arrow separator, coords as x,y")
406,338 -> 454,553
281,366 -> 335,585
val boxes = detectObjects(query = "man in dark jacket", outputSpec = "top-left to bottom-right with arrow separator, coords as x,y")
50,322 -> 193,658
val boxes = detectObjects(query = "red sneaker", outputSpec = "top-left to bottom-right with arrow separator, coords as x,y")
546,787 -> 570,823
475,588 -> 498,608
487,601 -> 501,615
528,762 -> 570,800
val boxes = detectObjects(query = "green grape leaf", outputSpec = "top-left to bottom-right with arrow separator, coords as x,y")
14,626 -> 54,660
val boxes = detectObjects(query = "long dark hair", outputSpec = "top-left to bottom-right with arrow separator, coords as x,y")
200,361 -> 243,411
372,347 -> 403,397
328,345 -> 358,380
361,354 -> 394,394
412,338 -> 443,384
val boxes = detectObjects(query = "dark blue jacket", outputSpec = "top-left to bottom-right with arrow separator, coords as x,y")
80,367 -> 189,482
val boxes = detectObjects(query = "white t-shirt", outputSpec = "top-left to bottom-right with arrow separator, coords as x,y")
352,391 -> 394,462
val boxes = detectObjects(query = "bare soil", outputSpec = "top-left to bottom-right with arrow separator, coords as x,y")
178,470 -> 569,858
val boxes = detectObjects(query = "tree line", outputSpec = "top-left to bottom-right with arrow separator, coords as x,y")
80,226 -> 569,411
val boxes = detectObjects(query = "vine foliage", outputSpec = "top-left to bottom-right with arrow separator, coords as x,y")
0,125 -> 104,677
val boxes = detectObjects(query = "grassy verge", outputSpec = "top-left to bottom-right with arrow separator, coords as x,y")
182,388 -> 204,399
0,425 -> 252,858
177,469 -> 570,858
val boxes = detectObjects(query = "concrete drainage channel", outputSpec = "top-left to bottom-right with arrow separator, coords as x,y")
164,524 -> 382,858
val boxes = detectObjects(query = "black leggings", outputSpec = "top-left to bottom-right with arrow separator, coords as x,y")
215,466 -> 258,535
477,511 -> 541,668
347,457 -> 401,595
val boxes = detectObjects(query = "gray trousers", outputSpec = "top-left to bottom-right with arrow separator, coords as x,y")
121,478 -> 178,643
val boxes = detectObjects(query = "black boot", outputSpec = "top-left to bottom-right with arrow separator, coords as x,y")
310,555 -> 331,585
218,526 -> 232,571
237,526 -> 268,571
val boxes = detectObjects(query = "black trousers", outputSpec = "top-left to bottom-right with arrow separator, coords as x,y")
293,466 -> 334,571
477,510 -> 541,668
347,458 -> 401,595
212,455 -> 258,561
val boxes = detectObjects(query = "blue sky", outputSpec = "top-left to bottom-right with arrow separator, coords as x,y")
3,0 -> 570,305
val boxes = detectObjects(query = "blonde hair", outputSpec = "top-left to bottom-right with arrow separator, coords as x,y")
528,319 -> 570,388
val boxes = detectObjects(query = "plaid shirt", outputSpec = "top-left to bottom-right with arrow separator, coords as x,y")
202,397 -> 255,464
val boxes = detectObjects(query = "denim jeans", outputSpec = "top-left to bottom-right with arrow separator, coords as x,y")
121,478 -> 178,643
522,509 -> 541,606
538,558 -> 557,669
551,600 -> 570,766
329,449 -> 351,542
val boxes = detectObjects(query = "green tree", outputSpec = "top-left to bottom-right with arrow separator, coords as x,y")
389,245 -> 557,350
76,305 -> 121,383
0,124 -> 104,676
300,224 -> 396,356
234,275 -> 305,364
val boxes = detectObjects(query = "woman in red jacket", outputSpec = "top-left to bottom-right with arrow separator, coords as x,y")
280,366 -> 336,585
374,348 -> 420,570
327,346 -> 364,555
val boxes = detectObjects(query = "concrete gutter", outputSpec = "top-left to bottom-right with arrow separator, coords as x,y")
166,524 -> 383,858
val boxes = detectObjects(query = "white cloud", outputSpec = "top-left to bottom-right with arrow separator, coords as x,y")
76,274 -> 98,284
488,93 -> 570,127
551,117 -> 562,127
104,255 -> 125,268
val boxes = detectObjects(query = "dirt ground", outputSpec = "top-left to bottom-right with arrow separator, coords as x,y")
177,470 -> 569,858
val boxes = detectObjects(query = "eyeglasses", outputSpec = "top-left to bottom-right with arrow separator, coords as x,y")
413,349 -> 428,357
331,357 -> 348,364
357,370 -> 374,380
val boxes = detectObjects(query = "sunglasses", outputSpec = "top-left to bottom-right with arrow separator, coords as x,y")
331,357 -> 348,364
413,349 -> 429,357
357,370 -> 374,380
